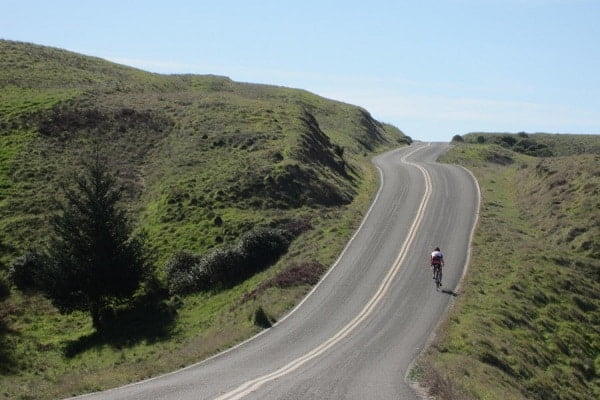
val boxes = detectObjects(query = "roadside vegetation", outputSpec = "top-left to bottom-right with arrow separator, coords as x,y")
416,134 -> 599,399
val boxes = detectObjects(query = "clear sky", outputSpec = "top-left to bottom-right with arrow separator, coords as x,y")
2,0 -> 599,141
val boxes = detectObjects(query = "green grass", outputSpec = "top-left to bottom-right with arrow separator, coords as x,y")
0,161 -> 380,400
416,140 -> 600,400
0,40 -> 407,265
0,40 -> 407,398
0,86 -> 80,209
460,132 -> 600,157
0,87 -> 81,119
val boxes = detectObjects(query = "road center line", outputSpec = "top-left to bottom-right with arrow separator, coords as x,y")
214,145 -> 433,400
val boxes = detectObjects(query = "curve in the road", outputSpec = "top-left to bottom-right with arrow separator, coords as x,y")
215,145 -> 436,400
67,143 -> 480,400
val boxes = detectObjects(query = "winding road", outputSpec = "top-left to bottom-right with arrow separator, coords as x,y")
72,142 -> 480,400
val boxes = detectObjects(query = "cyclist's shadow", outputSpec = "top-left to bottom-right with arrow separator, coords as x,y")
441,289 -> 458,296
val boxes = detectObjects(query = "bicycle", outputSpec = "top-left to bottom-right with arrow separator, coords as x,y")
432,263 -> 442,289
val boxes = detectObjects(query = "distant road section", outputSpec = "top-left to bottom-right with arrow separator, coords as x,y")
71,142 -> 480,400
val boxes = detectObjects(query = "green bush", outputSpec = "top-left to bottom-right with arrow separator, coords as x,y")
8,251 -> 47,292
470,133 -> 554,157
201,227 -> 289,287
236,227 -> 289,273
513,139 -> 553,157
166,227 -> 290,295
498,135 -> 517,147
165,251 -> 210,295
201,247 -> 243,286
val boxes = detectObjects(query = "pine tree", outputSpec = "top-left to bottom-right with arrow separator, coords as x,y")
40,156 -> 149,331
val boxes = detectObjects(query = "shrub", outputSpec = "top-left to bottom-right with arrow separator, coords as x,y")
253,306 -> 272,328
398,135 -> 412,145
165,251 -> 200,276
165,251 -> 210,295
166,227 -> 291,295
451,134 -> 464,142
513,139 -> 553,157
164,251 -> 198,294
236,227 -> 289,274
201,247 -> 242,286
8,251 -> 47,291
498,135 -> 517,147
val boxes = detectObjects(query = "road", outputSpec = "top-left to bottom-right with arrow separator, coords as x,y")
72,142 -> 480,400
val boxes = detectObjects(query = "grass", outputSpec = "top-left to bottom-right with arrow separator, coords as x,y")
415,139 -> 600,400
0,40 -> 408,267
0,87 -> 81,261
0,164 -> 380,399
460,132 -> 600,157
0,39 -> 408,398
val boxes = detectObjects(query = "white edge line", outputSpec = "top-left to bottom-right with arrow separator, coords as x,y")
66,144 -> 421,400
404,161 -> 482,397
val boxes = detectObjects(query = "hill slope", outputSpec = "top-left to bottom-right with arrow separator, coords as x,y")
0,39 -> 410,267
0,40 -> 410,398
416,137 -> 600,400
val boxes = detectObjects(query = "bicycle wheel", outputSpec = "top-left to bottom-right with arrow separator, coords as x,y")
434,265 -> 442,289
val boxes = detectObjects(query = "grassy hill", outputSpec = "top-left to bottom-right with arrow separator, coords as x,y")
0,40 -> 410,398
416,135 -> 600,399
0,40 -> 410,268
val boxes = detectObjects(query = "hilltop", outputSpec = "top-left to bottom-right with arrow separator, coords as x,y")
0,40 -> 410,398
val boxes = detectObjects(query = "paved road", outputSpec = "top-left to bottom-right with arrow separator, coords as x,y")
72,142 -> 480,400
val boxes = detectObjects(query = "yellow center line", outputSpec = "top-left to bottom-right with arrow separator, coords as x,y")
215,145 -> 433,400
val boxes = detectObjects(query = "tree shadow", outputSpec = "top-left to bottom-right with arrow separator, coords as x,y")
64,296 -> 178,358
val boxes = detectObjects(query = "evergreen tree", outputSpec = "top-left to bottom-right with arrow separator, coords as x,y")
40,156 -> 149,331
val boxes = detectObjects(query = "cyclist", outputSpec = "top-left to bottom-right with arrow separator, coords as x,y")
430,247 -> 444,283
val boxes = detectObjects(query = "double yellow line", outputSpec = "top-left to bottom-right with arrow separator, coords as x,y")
216,145 -> 433,400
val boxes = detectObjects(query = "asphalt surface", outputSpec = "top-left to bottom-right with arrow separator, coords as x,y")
71,142 -> 480,400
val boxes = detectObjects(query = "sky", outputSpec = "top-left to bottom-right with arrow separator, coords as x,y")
2,0 -> 599,142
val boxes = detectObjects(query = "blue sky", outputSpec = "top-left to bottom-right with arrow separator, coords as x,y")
2,0 -> 599,141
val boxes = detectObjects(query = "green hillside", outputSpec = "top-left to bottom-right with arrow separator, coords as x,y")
0,40 -> 410,398
0,40 -> 409,269
416,136 -> 600,399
